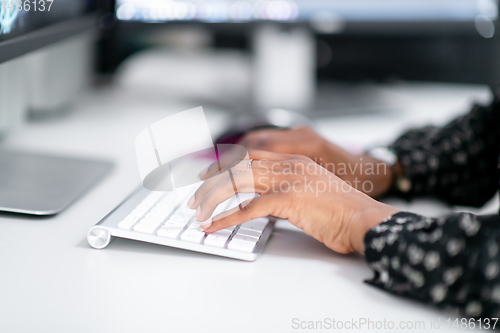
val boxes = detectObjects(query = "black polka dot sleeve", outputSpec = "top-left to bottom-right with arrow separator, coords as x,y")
389,89 -> 500,207
365,212 -> 500,318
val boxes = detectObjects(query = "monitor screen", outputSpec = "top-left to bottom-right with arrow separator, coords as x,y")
0,0 -> 97,41
115,0 -> 498,23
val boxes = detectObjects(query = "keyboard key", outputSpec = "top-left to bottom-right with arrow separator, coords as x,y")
181,208 -> 197,219
150,207 -> 174,215
134,223 -> 159,234
168,214 -> 188,222
237,228 -> 261,239
122,214 -> 141,223
187,222 -> 202,230
228,237 -> 258,253
154,207 -> 177,216
204,230 -> 231,248
170,210 -> 191,219
140,217 -> 163,225
145,212 -> 169,220
180,229 -> 206,243
240,218 -> 269,232
157,226 -> 184,239
154,201 -> 177,210
232,234 -> 259,244
164,219 -> 187,228
117,219 -> 136,230
126,212 -> 141,220
131,206 -> 150,215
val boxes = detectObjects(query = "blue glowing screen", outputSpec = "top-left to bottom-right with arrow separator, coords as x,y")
115,0 -> 498,23
0,1 -> 96,41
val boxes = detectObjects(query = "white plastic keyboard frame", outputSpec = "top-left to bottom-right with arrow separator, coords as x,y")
87,186 -> 275,261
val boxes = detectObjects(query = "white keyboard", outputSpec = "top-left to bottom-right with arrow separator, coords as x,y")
87,186 -> 275,261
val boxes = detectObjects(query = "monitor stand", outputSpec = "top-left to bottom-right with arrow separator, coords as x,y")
0,149 -> 113,215
252,24 -> 315,113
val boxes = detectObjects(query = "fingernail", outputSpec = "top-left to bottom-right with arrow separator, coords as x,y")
198,167 -> 208,179
198,219 -> 212,231
187,195 -> 195,208
195,206 -> 201,219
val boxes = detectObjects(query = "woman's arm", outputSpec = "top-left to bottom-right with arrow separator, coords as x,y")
192,150 -> 399,254
192,149 -> 500,318
237,87 -> 500,204
365,211 -> 500,319
236,126 -> 395,197
389,91 -> 500,206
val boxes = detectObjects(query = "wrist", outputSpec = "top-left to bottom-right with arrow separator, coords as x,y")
349,201 -> 400,253
316,140 -> 334,163
356,154 -> 395,197
318,141 -> 353,173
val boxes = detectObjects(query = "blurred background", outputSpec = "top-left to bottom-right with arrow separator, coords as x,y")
1,1 -> 500,117
101,0 -> 500,84
1,0 -> 499,147
99,0 -> 500,115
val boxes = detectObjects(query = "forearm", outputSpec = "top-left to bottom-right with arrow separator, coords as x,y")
390,99 -> 500,206
364,211 -> 500,318
318,141 -> 395,197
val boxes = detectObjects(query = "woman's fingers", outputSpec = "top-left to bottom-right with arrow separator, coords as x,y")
190,160 -> 268,209
247,150 -> 297,162
203,195 -> 280,233
198,147 -> 248,180
199,149 -> 295,180
239,130 -> 285,151
188,170 -> 228,208
195,168 -> 260,222
193,149 -> 305,223
239,132 -> 268,150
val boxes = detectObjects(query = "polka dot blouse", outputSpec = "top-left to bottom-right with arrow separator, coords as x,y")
364,87 -> 500,319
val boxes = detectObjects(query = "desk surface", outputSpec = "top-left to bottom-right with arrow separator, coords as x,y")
1,83 -> 496,333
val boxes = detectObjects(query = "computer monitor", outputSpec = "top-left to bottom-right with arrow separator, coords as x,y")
0,0 -> 98,64
0,1 -> 113,216
108,0 -> 500,107
110,0 -> 499,111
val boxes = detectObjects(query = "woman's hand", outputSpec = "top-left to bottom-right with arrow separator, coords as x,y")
190,150 -> 399,254
238,127 -> 395,198
238,126 -> 330,160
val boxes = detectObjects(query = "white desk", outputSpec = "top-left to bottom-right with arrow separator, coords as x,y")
0,83 -> 496,332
